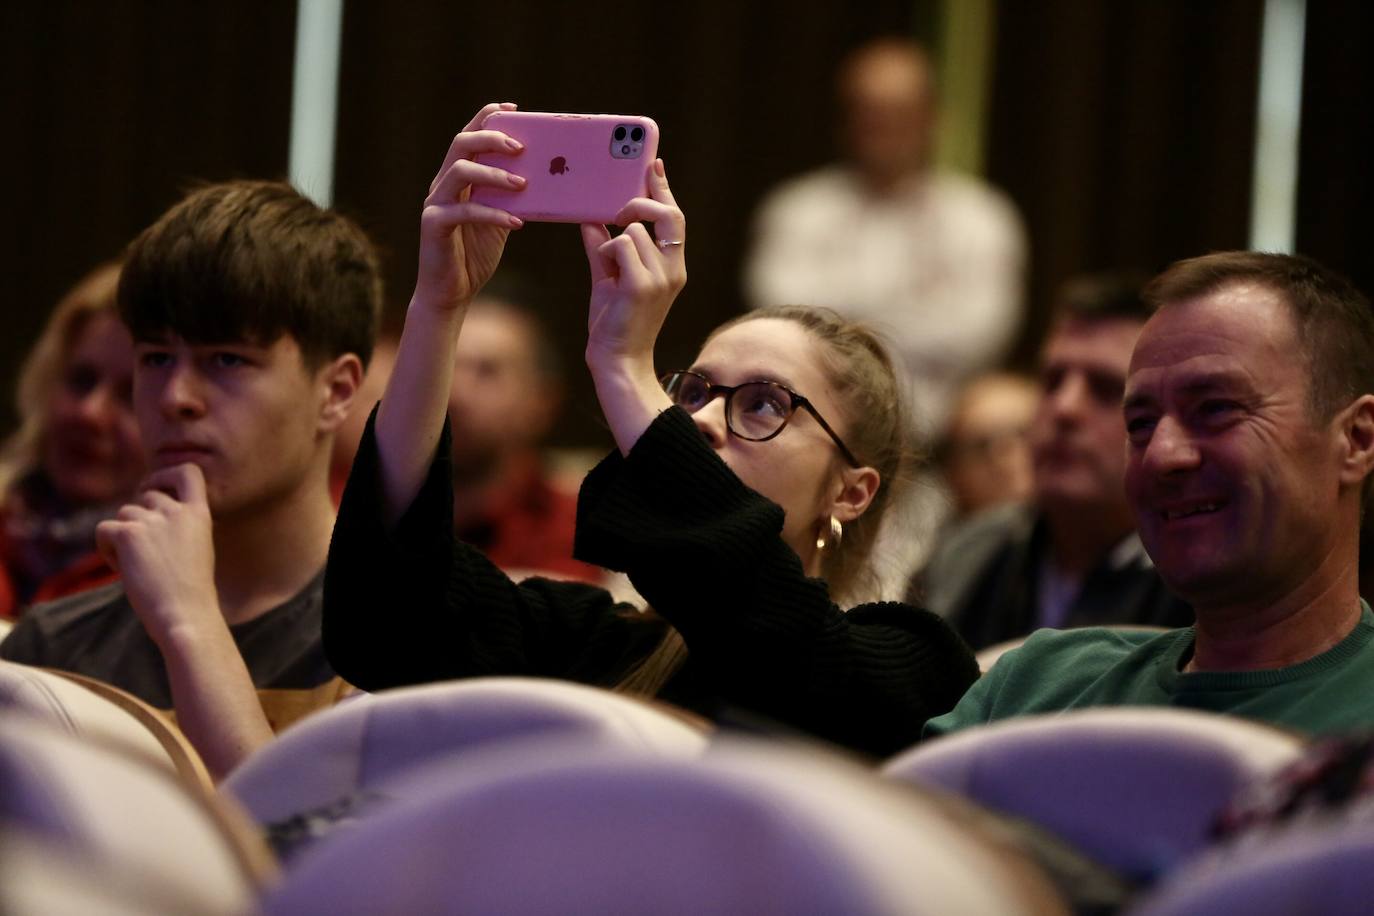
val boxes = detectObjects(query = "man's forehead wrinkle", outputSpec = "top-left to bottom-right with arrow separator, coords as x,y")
1129,353 -> 1257,390
1130,305 -> 1291,377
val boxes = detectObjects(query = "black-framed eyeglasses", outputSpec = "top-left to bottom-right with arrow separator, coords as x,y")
661,370 -> 861,467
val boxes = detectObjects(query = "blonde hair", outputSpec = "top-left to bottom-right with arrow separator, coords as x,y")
615,305 -> 918,698
0,263 -> 123,497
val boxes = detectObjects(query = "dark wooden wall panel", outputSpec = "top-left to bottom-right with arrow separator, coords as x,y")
1295,0 -> 1374,298
11,1 -> 1370,450
1,1 -> 296,431
987,0 -> 1264,366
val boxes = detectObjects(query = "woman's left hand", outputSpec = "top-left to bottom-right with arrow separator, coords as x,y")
580,158 -> 687,381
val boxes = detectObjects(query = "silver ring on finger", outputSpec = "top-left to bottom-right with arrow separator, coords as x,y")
657,239 -> 685,249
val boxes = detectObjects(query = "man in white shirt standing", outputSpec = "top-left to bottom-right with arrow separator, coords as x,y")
745,37 -> 1027,440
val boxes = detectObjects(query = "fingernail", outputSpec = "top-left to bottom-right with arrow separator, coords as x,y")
509,216 -> 524,228
509,173 -> 526,187
655,159 -> 666,177
506,137 -> 524,151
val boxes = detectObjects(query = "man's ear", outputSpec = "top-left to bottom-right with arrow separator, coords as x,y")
1337,394 -> 1374,488
829,464 -> 882,524
317,353 -> 365,434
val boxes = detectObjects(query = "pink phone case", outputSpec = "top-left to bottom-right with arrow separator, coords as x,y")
469,111 -> 660,224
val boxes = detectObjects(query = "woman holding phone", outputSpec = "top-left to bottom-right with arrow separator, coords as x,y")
322,103 -> 977,756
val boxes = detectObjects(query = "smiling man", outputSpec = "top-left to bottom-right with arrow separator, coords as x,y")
0,181 -> 380,777
926,251 -> 1374,738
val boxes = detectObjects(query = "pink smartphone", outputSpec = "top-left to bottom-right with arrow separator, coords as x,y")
469,111 -> 660,224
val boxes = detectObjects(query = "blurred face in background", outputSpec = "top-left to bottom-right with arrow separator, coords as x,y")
42,312 -> 143,506
942,373 -> 1038,515
1029,317 -> 1144,520
447,302 -> 559,481
839,40 -> 937,188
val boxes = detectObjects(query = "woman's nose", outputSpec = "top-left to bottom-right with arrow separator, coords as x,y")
690,394 -> 729,449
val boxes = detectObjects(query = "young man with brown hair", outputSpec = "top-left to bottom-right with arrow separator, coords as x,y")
1,180 -> 381,778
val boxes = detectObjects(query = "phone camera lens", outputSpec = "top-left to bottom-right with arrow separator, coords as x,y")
630,126 -> 644,142
614,126 -> 627,141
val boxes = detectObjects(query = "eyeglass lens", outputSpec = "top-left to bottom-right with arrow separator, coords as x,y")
665,373 -> 795,441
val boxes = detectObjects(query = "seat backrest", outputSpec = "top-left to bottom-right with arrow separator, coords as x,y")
0,826 -> 228,916
0,714 -> 274,913
1132,817 -> 1374,916
41,667 -> 215,793
222,675 -> 711,826
0,660 -> 170,764
264,737 -> 1069,916
884,707 -> 1303,881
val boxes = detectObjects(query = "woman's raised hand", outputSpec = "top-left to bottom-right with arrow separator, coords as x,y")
377,103 -> 528,523
580,160 -> 687,455
580,159 -> 687,378
413,102 -> 527,313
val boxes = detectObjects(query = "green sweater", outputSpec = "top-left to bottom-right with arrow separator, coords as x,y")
926,605 -> 1374,739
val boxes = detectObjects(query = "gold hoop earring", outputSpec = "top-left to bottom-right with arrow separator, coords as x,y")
816,515 -> 844,551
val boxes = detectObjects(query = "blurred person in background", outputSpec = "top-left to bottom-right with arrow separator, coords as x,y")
911,273 -> 1192,649
444,291 -> 603,583
937,371 -> 1038,518
0,263 -> 143,618
745,36 -> 1027,440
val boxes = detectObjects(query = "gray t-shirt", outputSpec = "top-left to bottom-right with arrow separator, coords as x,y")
0,572 -> 346,729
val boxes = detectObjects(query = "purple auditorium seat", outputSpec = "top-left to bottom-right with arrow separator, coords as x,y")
1132,816 -> 1374,916
883,707 -> 1303,882
223,676 -> 710,830
263,737 -> 1071,916
0,714 -> 272,914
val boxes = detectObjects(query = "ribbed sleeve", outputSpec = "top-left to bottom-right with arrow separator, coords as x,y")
576,407 -> 979,756
324,406 -> 977,756
322,409 -> 659,693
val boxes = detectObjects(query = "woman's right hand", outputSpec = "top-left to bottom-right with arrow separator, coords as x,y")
413,102 -> 528,313
376,103 -> 527,524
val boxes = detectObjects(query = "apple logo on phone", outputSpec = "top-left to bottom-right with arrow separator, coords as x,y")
549,156 -> 569,175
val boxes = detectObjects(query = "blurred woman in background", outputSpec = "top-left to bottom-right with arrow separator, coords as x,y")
0,263 -> 143,617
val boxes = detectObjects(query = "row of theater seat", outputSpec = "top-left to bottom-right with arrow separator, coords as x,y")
0,660 -> 1368,914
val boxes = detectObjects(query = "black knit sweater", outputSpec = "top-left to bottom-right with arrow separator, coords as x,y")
322,407 -> 977,757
